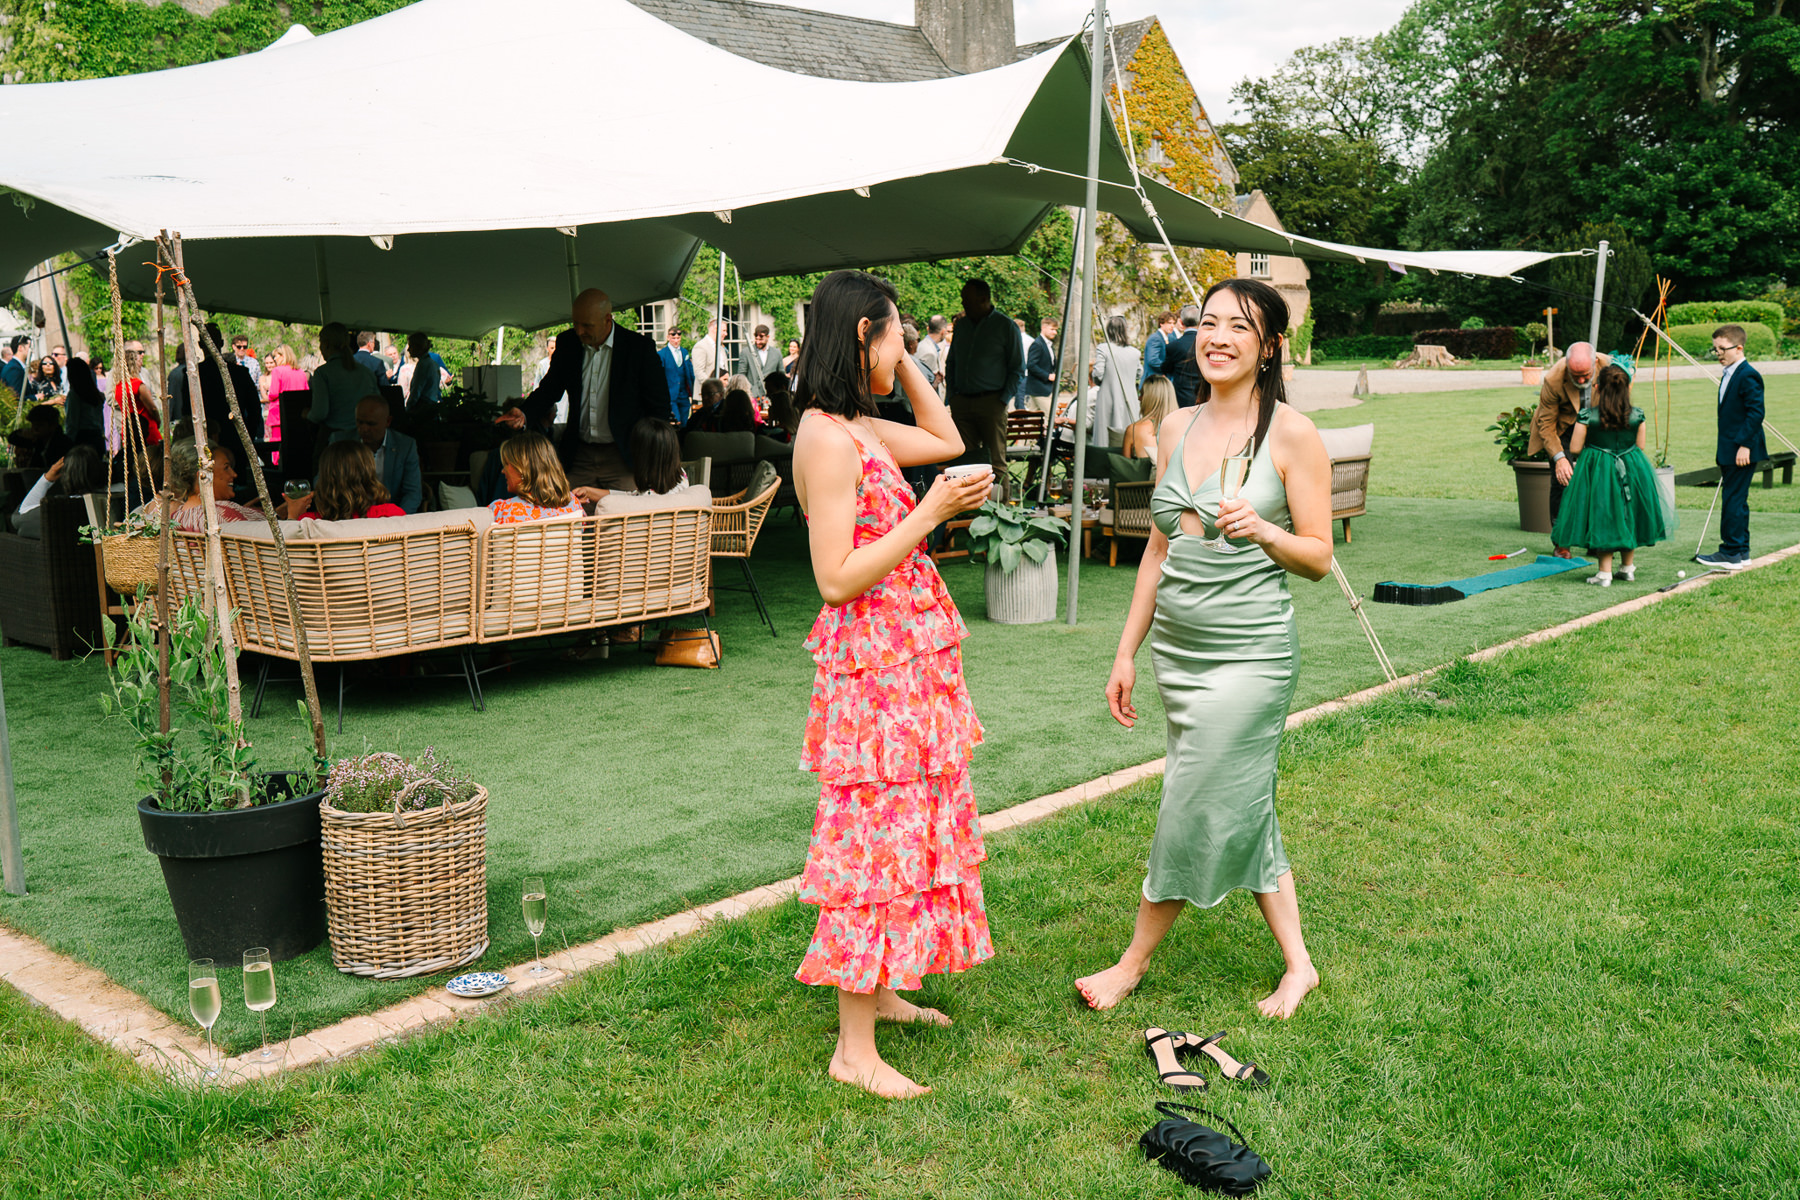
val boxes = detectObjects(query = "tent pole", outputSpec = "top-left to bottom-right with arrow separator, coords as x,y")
1037,208 -> 1083,506
716,249 -> 729,380
564,234 -> 581,306
1065,0 -> 1107,626
0,657 -> 23,896
46,262 -> 72,359
493,326 -> 505,366
313,239 -> 332,324
1582,239 -> 1609,407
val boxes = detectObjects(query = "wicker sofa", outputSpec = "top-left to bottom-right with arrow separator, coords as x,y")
171,491 -> 713,713
0,494 -> 105,660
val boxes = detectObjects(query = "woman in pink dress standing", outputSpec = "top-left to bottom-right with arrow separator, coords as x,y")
791,270 -> 997,1099
263,345 -> 308,464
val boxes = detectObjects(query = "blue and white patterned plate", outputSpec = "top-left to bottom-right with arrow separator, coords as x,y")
445,971 -> 510,998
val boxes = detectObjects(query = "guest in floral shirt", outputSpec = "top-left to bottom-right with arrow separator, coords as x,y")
489,432 -> 584,524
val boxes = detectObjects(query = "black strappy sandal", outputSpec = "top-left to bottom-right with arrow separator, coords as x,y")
1143,1028 -> 1209,1094
1181,1030 -> 1272,1087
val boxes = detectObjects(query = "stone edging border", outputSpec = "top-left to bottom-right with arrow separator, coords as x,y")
4,541 -> 1794,1084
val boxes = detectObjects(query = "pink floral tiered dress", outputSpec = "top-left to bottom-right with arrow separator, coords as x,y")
796,415 -> 993,994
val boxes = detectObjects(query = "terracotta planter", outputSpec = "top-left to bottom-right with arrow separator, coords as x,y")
1511,459 -> 1553,534
1521,364 -> 1545,387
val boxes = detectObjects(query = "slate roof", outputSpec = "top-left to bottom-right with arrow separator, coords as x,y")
628,0 -> 951,82
629,0 -> 1157,85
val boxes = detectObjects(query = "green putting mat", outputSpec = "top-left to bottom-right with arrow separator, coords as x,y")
1374,554 -> 1591,605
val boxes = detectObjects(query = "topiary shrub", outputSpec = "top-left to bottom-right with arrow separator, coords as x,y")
1664,300 -> 1784,331
1666,322 -> 1779,361
1413,327 -> 1520,359
1316,335 -> 1414,361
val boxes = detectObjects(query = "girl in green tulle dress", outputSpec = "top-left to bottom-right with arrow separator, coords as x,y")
1551,364 -> 1671,585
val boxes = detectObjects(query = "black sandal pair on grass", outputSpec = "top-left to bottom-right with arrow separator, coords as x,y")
1143,1027 -> 1272,1093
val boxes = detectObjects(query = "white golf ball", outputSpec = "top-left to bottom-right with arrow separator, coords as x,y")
1677,570 -> 1687,579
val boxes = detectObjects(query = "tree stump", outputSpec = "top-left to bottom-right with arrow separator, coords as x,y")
1394,344 -> 1460,369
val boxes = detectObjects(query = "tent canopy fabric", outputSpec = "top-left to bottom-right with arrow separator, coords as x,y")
0,0 -> 1580,336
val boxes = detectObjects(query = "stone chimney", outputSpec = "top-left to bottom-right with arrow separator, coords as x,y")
916,0 -> 1017,74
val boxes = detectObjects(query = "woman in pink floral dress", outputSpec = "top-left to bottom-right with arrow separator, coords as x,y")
791,270 -> 998,1100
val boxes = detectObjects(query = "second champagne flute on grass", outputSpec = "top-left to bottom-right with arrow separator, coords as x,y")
242,947 -> 277,1061
522,876 -> 549,976
188,958 -> 221,1080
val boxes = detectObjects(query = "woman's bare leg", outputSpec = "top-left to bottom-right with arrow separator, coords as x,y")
1076,896 -> 1185,1010
829,988 -> 930,1099
1253,870 -> 1319,1018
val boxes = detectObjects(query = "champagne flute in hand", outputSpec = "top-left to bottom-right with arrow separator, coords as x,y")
188,958 -> 222,1080
522,876 -> 549,976
242,947 -> 277,1061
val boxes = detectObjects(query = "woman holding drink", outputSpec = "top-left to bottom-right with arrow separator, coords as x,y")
790,269 -> 996,1099
1076,279 -> 1333,1020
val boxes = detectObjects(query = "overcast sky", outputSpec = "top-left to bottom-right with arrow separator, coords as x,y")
760,0 -> 1414,122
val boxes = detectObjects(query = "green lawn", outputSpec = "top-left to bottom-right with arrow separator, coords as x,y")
8,492 -> 1800,1048
3,552 -> 1795,1197
1311,373 -> 1800,515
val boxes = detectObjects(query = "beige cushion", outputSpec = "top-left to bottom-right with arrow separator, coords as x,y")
594,485 -> 712,515
440,481 -> 479,511
1318,423 -> 1374,460
294,508 -> 494,539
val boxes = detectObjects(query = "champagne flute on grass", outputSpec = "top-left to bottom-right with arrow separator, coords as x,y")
242,947 -> 277,1061
522,876 -> 549,976
188,958 -> 221,1080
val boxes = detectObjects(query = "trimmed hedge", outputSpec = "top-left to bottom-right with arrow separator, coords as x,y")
1666,322 -> 1779,361
1665,300 -> 1784,330
1413,327 -> 1521,359
1316,335 -> 1415,361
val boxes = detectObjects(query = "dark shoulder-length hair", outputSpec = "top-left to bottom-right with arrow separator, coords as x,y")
313,440 -> 391,520
629,417 -> 682,494
794,269 -> 898,419
1594,363 -> 1632,430
1196,278 -> 1290,456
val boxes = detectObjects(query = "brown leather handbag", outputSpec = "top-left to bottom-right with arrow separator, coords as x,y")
654,629 -> 721,668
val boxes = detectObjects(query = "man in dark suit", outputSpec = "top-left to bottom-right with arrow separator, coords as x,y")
1162,305 -> 1202,407
334,395 -> 423,513
659,324 -> 696,427
0,336 -> 28,398
195,322 -> 263,481
499,288 -> 669,489
1696,324 -> 1766,570
355,332 -> 393,386
1143,311 -> 1176,380
1023,318 -> 1058,414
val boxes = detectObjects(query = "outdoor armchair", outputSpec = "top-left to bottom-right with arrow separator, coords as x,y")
1316,424 -> 1374,543
709,478 -> 780,637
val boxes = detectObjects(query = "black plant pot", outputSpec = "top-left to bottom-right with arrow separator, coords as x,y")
137,773 -> 327,963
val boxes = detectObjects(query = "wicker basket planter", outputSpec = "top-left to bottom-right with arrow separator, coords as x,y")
320,786 -> 489,978
101,533 -> 161,595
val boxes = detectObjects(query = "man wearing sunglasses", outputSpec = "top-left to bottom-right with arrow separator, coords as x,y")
1695,325 -> 1765,571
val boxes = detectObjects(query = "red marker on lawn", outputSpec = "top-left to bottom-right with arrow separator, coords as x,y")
1487,547 -> 1530,561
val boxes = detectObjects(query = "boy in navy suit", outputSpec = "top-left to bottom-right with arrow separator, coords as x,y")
1696,324 -> 1766,570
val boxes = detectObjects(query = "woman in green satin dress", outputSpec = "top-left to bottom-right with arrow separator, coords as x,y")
1077,279 -> 1335,1020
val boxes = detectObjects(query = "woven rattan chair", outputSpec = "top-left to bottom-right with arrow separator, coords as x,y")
680,456 -> 712,487
1104,480 -> 1154,566
1318,424 -> 1374,543
710,478 -> 780,636
0,494 -> 104,659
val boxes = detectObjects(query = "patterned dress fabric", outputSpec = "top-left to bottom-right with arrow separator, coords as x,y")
487,496 -> 583,525
1550,407 -> 1672,552
796,414 -> 992,993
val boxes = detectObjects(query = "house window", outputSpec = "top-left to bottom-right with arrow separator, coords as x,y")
1249,253 -> 1271,279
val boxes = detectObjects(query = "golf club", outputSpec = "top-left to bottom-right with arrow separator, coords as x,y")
1658,567 -> 1724,593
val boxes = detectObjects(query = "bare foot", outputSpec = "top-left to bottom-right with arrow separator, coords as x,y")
876,991 -> 952,1027
828,1047 -> 931,1099
1075,960 -> 1147,1010
1256,964 -> 1320,1019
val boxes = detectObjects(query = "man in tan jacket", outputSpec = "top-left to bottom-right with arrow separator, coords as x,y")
1527,341 -> 1609,556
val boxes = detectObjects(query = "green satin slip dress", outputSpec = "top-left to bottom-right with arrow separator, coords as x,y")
1144,416 -> 1297,908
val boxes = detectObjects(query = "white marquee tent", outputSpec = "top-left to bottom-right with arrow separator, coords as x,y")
0,0 -> 1576,336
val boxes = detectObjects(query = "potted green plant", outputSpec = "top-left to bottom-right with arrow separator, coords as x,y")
965,498 -> 1069,624
1520,322 -> 1549,385
1488,406 -> 1553,534
105,596 -> 330,962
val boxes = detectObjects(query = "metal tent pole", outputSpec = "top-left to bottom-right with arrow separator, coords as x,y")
1065,0 -> 1107,625
46,263 -> 72,359
1582,240 -> 1609,406
716,249 -> 729,381
563,233 -> 581,307
313,239 -> 333,324
0,658 -> 23,895
1036,208 -> 1083,506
